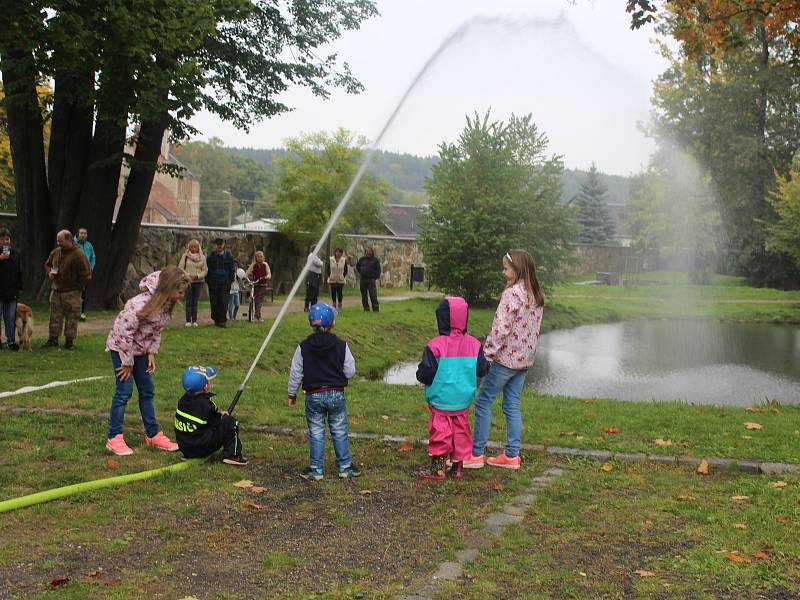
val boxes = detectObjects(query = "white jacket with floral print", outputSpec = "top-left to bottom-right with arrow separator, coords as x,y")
106,271 -> 172,366
484,282 -> 543,370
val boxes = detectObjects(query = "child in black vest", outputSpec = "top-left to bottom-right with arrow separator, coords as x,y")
174,366 -> 248,465
288,302 -> 360,480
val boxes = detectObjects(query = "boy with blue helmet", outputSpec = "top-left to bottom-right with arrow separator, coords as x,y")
174,366 -> 248,465
288,302 -> 360,480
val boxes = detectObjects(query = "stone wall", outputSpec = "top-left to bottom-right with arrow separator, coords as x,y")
341,234 -> 425,289
565,243 -> 640,276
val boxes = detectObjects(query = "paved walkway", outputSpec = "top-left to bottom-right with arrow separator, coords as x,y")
76,290 -> 442,335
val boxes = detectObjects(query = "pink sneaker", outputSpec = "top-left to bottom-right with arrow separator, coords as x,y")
487,453 -> 521,470
106,434 -> 134,456
462,454 -> 485,469
144,431 -> 179,452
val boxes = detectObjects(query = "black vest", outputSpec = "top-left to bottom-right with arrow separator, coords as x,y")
300,332 -> 348,392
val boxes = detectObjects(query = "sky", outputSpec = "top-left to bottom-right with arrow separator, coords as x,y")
188,1 -> 670,176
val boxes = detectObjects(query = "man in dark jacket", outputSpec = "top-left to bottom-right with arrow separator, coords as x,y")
355,245 -> 381,312
206,238 -> 235,327
43,229 -> 91,349
0,228 -> 23,351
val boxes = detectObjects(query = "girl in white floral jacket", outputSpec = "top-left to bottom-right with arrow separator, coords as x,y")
464,249 -> 544,471
105,267 -> 189,456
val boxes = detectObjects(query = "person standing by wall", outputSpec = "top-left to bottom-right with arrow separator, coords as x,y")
0,228 -> 23,351
304,244 -> 324,312
43,229 -> 91,350
206,238 -> 235,328
356,245 -> 381,312
327,247 -> 347,310
179,239 -> 208,327
246,250 -> 271,321
75,227 -> 96,322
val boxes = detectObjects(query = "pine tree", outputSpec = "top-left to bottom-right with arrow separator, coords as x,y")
576,164 -> 615,244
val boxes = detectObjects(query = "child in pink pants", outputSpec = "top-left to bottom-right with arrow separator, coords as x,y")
415,297 -> 489,481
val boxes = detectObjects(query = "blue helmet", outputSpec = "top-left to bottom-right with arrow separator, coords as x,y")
308,302 -> 336,330
182,365 -> 218,393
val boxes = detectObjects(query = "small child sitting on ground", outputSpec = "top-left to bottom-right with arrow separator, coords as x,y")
416,297 -> 489,481
174,366 -> 248,465
287,302 -> 360,480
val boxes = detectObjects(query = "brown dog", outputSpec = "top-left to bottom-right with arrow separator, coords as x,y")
15,303 -> 33,351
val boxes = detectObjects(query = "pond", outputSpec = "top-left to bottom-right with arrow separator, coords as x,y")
382,320 -> 800,406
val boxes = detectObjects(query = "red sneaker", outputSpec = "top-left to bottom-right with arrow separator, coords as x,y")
106,434 -> 134,456
144,431 -> 179,452
462,454 -> 485,469
486,453 -> 521,470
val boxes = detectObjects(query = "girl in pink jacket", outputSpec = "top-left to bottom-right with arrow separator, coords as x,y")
464,249 -> 544,471
105,267 -> 189,456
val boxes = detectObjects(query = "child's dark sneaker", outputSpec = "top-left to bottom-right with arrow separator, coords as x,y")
338,464 -> 361,479
418,456 -> 446,482
300,466 -> 324,481
222,455 -> 249,466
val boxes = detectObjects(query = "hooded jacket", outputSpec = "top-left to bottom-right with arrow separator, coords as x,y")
287,331 -> 356,396
106,271 -> 172,366
416,297 -> 490,412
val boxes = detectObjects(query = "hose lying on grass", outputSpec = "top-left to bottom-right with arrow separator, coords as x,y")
0,458 -> 205,514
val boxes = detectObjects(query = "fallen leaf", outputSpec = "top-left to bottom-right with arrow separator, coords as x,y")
250,486 -> 266,494
634,569 -> 657,577
397,443 -> 413,452
603,427 -> 620,434
359,489 -> 373,495
575,435 -> 585,441
106,459 -> 120,469
601,463 -> 614,472
415,405 -> 430,412
101,579 -> 121,588
677,495 -> 697,501
726,552 -> 751,564
641,519 -> 653,526
241,499 -> 263,510
233,480 -> 254,489
741,435 -> 753,440
771,408 -> 781,415
775,516 -> 791,525
381,415 -> 390,421
50,577 -> 70,587
349,417 -> 364,425
86,568 -> 104,578
730,495 -> 750,501
752,551 -> 770,560
697,460 -> 710,475
581,400 -> 594,405
733,523 -> 748,530
578,571 -> 587,577
493,482 -> 506,491
769,481 -> 788,488
654,438 -> 672,447
746,407 -> 767,413
744,422 -> 763,430
560,431 -> 577,437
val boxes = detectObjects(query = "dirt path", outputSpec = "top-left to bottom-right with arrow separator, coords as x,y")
76,290 -> 442,335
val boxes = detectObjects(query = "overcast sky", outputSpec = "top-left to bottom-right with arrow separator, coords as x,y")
188,0 -> 669,176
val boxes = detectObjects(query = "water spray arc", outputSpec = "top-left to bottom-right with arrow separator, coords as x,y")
226,19 -> 480,414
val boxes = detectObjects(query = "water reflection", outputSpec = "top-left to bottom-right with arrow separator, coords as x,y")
383,321 -> 800,406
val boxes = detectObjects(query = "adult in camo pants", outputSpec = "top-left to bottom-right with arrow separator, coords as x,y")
43,230 -> 91,350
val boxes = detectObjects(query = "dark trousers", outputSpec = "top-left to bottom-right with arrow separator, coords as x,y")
0,299 -> 16,345
360,279 -> 379,311
208,280 -> 231,324
304,272 -> 321,310
185,281 -> 203,323
179,415 -> 243,460
330,283 -> 344,305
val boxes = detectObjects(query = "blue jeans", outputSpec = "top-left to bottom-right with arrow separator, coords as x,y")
472,362 -> 528,458
0,299 -> 16,345
304,390 -> 352,471
108,351 -> 160,439
227,292 -> 240,320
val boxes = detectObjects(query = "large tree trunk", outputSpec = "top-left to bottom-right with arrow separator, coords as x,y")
48,69 -> 95,230
90,115 -> 169,308
1,49 -> 52,299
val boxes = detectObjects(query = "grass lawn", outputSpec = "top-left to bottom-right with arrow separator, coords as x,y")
1,275 -> 799,598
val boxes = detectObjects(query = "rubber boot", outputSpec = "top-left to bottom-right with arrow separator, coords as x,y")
64,338 -> 75,350
418,456 -> 446,482
448,460 -> 464,481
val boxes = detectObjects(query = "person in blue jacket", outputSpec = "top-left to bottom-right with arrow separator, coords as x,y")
76,227 -> 96,322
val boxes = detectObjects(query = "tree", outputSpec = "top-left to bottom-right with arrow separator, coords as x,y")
765,158 -> 800,267
419,112 -> 576,306
274,128 -> 388,254
0,0 -> 378,306
575,163 -> 615,244
173,138 -> 238,227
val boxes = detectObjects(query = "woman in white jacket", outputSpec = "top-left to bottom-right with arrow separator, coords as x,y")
178,239 -> 208,326
327,247 -> 348,310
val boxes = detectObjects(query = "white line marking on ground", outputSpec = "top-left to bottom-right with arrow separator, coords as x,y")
0,376 -> 109,399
